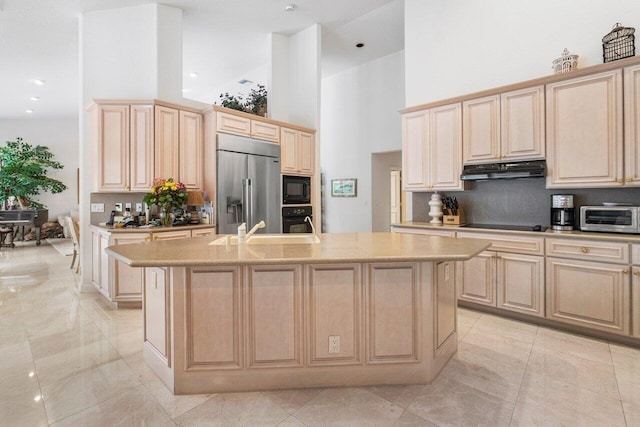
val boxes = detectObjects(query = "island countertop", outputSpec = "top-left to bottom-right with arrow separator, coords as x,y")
106,232 -> 491,267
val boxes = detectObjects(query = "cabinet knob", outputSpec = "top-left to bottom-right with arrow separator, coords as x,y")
634,271 -> 640,276
616,178 -> 623,183
627,178 -> 633,183
581,247 -> 588,253
623,270 -> 629,274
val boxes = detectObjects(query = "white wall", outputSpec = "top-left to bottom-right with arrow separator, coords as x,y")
210,64 -> 268,108
321,50 -> 405,232
0,119 -> 78,219
288,25 -> 322,130
405,0 -> 640,106
268,33 -> 291,122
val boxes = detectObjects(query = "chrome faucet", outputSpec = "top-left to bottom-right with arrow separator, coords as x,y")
304,216 -> 317,235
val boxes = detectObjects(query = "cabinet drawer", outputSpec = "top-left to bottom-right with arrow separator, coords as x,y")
391,226 -> 456,238
216,112 -> 250,136
251,121 -> 280,143
152,230 -> 192,241
192,227 -> 216,238
546,238 -> 629,264
457,232 -> 544,255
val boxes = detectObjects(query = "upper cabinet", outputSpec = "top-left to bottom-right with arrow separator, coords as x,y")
546,70 -> 623,188
155,105 -> 204,191
463,95 -> 500,164
91,103 -> 154,192
402,103 -> 463,191
281,127 -> 315,175
216,110 -> 280,144
463,87 -> 545,164
624,64 -> 640,186
501,86 -> 545,161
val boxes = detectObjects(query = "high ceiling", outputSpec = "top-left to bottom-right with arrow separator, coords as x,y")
0,0 -> 404,119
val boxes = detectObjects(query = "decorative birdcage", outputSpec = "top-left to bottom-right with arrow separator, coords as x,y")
552,48 -> 579,74
602,23 -> 635,63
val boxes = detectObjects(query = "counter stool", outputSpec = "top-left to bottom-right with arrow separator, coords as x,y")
0,226 -> 14,248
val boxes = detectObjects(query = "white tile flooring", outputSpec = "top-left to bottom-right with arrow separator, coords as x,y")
1,241 -> 640,426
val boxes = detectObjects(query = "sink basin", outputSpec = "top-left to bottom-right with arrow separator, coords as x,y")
209,234 -> 321,246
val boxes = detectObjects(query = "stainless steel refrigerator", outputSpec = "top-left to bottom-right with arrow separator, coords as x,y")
216,133 -> 281,234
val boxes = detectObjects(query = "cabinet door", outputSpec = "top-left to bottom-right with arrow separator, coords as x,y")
430,103 -> 463,190
280,127 -> 298,173
501,86 -> 545,161
297,131 -> 315,175
436,261 -> 456,349
546,257 -> 630,335
130,105 -> 154,191
92,232 -> 102,288
402,110 -> 429,190
179,110 -> 204,190
251,120 -> 280,143
216,111 -> 251,136
633,267 -> 640,338
153,230 -> 191,240
97,105 -> 130,191
99,234 -> 110,296
155,106 -> 180,181
110,233 -> 147,301
624,64 -> 640,186
457,251 -> 496,306
546,70 -> 623,188
497,252 -> 544,317
463,95 -> 500,164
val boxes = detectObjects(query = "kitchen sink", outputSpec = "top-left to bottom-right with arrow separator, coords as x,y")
209,234 -> 321,246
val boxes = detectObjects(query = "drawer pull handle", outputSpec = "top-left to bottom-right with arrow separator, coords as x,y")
634,271 -> 640,276
581,247 -> 589,253
616,178 -> 623,183
627,178 -> 633,183
623,270 -> 629,274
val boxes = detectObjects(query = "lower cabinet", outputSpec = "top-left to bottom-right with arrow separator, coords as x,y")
92,230 -> 110,298
633,267 -> 640,339
458,251 -> 544,317
436,261 -> 456,349
110,233 -> 148,304
546,257 -> 630,335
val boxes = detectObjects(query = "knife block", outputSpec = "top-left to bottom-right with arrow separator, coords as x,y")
442,208 -> 464,225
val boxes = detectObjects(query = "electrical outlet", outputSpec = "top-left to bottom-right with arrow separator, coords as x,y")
136,203 -> 143,213
90,203 -> 104,213
125,202 -> 132,210
329,335 -> 340,354
115,203 -> 123,212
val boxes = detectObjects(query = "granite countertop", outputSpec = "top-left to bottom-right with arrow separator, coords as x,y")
392,221 -> 640,243
91,223 -> 216,233
106,232 -> 491,267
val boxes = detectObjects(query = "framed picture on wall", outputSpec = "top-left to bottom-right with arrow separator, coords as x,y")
331,178 -> 357,197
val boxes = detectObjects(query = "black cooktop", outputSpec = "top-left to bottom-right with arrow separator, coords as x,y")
462,223 -> 548,232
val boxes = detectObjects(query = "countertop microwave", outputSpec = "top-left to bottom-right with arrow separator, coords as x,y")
580,205 -> 640,234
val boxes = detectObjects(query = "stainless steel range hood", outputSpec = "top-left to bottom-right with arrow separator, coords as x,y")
460,160 -> 546,181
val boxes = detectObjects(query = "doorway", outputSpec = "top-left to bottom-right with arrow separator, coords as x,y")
371,150 -> 402,232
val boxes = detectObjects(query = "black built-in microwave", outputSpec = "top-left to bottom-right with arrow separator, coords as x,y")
282,175 -> 311,204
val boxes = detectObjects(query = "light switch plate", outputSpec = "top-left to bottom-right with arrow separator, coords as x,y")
136,203 -> 143,213
90,203 -> 105,213
115,203 -> 123,212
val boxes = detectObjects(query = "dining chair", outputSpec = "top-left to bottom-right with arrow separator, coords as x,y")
66,216 -> 80,273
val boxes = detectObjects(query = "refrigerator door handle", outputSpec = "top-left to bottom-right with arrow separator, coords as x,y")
242,178 -> 253,227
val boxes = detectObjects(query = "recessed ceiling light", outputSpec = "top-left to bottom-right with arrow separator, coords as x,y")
30,96 -> 40,101
33,79 -> 45,86
26,109 -> 34,114
356,43 -> 365,48
189,72 -> 198,78
284,4 -> 296,12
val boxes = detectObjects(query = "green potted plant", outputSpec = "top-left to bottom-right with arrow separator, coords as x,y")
218,92 -> 245,112
245,84 -> 268,116
0,137 -> 67,209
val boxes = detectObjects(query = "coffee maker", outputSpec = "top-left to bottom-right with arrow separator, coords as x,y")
551,194 -> 575,231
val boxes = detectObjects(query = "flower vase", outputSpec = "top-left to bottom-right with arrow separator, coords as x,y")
160,206 -> 173,227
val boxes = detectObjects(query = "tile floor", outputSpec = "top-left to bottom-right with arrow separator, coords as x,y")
1,241 -> 640,426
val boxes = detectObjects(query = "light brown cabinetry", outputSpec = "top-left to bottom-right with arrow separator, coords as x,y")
110,233 -> 147,304
456,232 -> 545,317
155,106 -> 203,190
435,261 -> 457,349
216,111 -> 280,143
633,266 -> 640,338
624,64 -> 640,186
463,95 -> 500,164
401,104 -> 463,191
546,70 -> 623,188
281,128 -> 314,175
152,229 -> 192,241
92,229 -> 110,297
91,104 -> 154,192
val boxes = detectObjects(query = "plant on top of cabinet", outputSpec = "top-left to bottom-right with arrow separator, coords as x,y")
217,84 -> 268,117
218,93 -> 244,112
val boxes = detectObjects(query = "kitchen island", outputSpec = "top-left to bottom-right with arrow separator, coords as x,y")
106,232 -> 489,394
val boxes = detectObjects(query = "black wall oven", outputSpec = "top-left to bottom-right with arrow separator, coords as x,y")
282,206 -> 312,233
282,175 -> 311,205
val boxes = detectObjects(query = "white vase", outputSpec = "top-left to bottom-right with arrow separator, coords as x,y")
428,193 -> 443,225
